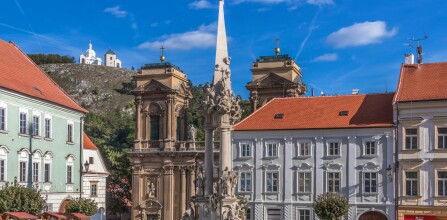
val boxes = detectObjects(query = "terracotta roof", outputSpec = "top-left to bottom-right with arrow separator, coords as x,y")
394,62 -> 447,102
83,133 -> 99,150
3,212 -> 38,219
41,212 -> 68,220
0,40 -> 87,113
234,93 -> 394,131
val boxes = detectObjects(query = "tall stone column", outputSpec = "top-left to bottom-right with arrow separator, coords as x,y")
204,123 -> 214,196
220,126 -> 232,171
188,166 -> 195,208
163,164 -> 174,219
167,100 -> 172,142
135,96 -> 142,149
180,167 -> 187,215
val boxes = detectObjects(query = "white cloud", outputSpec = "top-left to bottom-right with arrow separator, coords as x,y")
307,0 -> 334,5
311,53 -> 338,62
189,0 -> 214,9
104,6 -> 128,18
138,23 -> 217,51
326,21 -> 397,48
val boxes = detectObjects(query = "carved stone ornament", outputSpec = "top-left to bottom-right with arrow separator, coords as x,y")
222,204 -> 242,220
220,167 -> 238,197
195,166 -> 205,196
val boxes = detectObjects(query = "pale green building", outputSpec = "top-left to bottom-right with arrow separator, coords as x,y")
0,40 -> 88,212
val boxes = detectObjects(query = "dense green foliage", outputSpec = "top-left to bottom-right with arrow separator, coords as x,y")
0,180 -> 45,215
313,192 -> 349,220
66,198 -> 97,216
28,54 -> 75,64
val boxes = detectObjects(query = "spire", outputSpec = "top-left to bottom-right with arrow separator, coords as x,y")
212,0 -> 231,92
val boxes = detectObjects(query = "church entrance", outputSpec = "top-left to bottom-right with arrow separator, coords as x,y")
358,211 -> 388,220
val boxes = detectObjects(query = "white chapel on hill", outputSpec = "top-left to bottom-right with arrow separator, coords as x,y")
79,41 -> 122,68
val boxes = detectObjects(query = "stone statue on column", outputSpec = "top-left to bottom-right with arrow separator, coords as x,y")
188,125 -> 196,142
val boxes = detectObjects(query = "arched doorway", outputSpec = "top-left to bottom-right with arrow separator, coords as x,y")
358,211 -> 388,220
59,199 -> 71,213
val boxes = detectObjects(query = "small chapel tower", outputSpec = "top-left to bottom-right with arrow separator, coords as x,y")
104,49 -> 122,68
246,41 -> 307,112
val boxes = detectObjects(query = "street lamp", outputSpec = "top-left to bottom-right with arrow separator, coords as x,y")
84,160 -> 90,173
386,165 -> 393,182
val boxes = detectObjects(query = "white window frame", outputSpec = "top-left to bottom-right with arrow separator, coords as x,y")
19,160 -> 27,182
363,138 -> 379,156
265,142 -> 279,158
19,110 -> 28,134
239,142 -> 252,158
327,171 -> 341,193
297,209 -> 311,220
404,127 -> 419,150
32,162 -> 40,183
297,141 -> 312,157
67,121 -> 74,143
0,103 -> 7,131
405,171 -> 418,196
265,171 -> 279,193
326,140 -> 341,157
66,155 -> 75,186
239,171 -> 252,193
0,146 -> 8,182
437,170 -> 447,196
437,127 -> 447,149
44,163 -> 51,183
297,171 -> 312,193
32,114 -> 40,136
44,115 -> 52,139
90,182 -> 98,197
363,172 -> 378,194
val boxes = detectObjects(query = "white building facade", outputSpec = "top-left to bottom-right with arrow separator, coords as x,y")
233,94 -> 396,220
104,49 -> 122,68
79,41 -> 102,65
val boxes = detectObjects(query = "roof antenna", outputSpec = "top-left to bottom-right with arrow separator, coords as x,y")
405,34 -> 428,64
160,46 -> 166,63
274,38 -> 280,60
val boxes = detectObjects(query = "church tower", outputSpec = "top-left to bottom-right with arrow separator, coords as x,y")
129,52 -> 201,220
246,41 -> 307,112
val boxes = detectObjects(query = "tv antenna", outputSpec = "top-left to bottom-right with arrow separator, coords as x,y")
405,34 -> 428,64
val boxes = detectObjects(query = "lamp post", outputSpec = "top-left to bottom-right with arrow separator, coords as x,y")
84,161 -> 90,173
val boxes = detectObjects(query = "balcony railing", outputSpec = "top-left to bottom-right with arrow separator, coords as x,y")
134,140 -> 220,152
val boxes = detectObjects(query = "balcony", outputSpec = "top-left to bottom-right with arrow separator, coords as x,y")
133,140 -> 220,152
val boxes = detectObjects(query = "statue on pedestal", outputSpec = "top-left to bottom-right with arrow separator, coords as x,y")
188,125 -> 197,142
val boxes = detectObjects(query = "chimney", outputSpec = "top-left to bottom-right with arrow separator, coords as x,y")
405,53 -> 414,64
352,89 -> 359,95
311,88 -> 315,96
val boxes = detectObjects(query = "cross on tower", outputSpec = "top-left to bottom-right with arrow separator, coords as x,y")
160,46 -> 166,63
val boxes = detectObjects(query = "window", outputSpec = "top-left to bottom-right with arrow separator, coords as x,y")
327,172 -> 340,193
406,172 -> 418,196
45,118 -> 51,138
19,112 -> 27,134
33,116 -> 40,136
0,107 -> 5,130
0,159 -> 5,181
438,171 -> 447,196
297,172 -> 311,193
363,172 -> 377,193
365,141 -> 377,155
67,165 -> 73,184
298,142 -> 311,156
239,172 -> 252,192
89,157 -> 94,164
266,143 -> 278,157
150,115 -> 160,140
241,144 -> 251,157
405,128 -> 418,149
327,142 -> 340,156
266,172 -> 279,192
91,183 -> 97,196
67,124 -> 73,142
246,208 -> 251,220
438,128 -> 447,149
19,161 -> 27,182
32,162 -> 39,182
298,210 -> 311,220
44,164 -> 51,182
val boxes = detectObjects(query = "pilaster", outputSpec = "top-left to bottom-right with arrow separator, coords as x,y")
284,137 -> 293,203
315,136 -> 324,197
162,164 -> 174,219
347,135 -> 356,203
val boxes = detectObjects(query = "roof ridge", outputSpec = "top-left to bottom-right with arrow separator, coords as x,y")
234,97 -> 278,128
273,92 -> 394,100
8,41 -> 88,113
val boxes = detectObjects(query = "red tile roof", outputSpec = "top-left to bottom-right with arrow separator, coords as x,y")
3,212 -> 38,219
234,93 -> 394,131
0,40 -> 87,113
83,133 -> 99,150
394,62 -> 447,102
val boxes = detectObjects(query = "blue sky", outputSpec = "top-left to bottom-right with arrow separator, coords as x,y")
1,0 -> 447,99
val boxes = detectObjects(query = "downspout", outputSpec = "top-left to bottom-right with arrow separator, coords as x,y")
80,115 -> 85,198
394,104 -> 399,220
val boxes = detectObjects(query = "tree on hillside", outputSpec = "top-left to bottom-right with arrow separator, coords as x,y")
28,54 -> 75,64
0,179 -> 45,215
66,198 -> 97,216
313,192 -> 349,220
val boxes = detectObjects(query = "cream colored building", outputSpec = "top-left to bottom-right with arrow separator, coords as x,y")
394,61 -> 447,220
